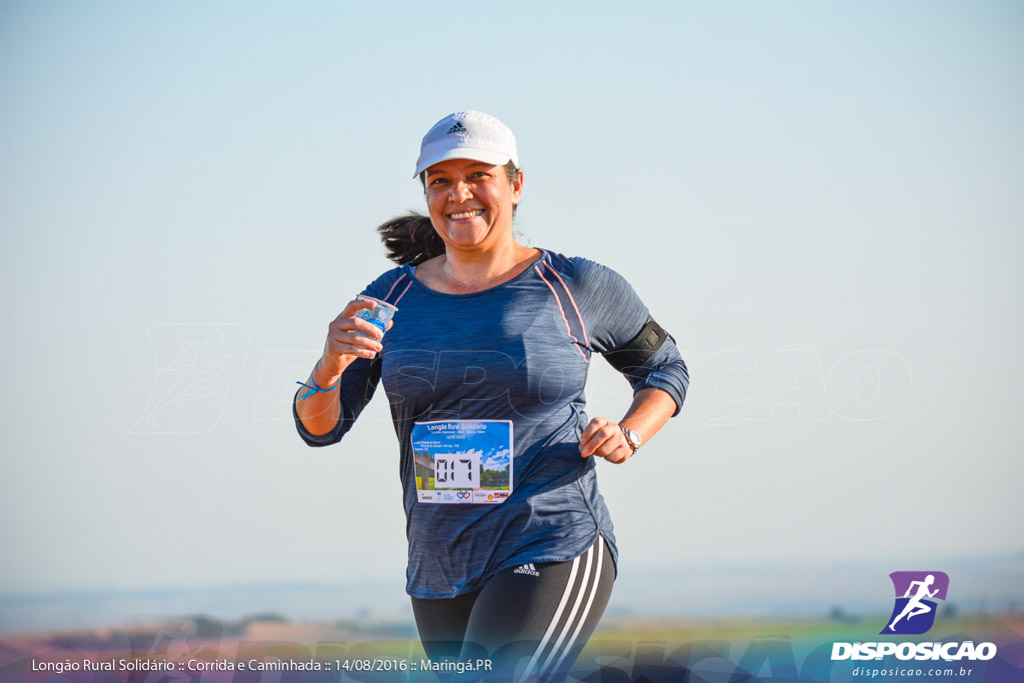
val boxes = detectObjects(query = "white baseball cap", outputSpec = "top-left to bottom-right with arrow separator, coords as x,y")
413,111 -> 519,178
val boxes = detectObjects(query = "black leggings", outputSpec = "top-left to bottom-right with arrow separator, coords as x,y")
411,535 -> 615,682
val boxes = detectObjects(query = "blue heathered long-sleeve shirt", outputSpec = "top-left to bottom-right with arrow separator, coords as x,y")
294,249 -> 689,598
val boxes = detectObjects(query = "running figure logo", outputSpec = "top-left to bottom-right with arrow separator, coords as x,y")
131,324 -> 248,434
881,571 -> 949,635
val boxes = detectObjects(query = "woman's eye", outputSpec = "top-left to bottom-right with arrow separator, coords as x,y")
429,178 -> 447,186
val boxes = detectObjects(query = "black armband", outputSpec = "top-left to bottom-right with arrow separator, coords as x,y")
605,316 -> 670,372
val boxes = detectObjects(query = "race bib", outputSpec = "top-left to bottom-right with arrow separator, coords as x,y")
411,420 -> 513,504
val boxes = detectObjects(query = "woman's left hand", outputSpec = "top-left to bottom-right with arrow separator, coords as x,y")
579,417 -> 633,464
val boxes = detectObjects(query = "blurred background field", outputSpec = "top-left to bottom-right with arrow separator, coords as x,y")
4,554 -> 1021,637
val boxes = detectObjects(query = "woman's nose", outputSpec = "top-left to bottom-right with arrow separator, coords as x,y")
449,180 -> 472,202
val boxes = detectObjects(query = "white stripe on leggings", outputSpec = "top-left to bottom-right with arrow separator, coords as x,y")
520,545 -> 587,680
536,541 -> 595,678
547,535 -> 606,677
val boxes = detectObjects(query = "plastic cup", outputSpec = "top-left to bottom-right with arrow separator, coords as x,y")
355,295 -> 398,336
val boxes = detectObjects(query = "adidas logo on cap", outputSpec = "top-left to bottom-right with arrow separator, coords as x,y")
446,121 -> 467,135
514,563 -> 540,577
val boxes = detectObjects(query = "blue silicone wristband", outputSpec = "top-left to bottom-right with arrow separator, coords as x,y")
296,374 -> 341,400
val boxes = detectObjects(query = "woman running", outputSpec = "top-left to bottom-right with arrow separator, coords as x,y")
294,111 -> 689,681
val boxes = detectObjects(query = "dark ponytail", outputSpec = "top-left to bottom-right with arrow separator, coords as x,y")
377,212 -> 446,266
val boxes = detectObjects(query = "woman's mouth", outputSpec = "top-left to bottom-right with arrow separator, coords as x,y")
449,209 -> 484,220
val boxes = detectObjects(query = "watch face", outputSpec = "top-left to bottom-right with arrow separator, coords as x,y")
623,428 -> 641,448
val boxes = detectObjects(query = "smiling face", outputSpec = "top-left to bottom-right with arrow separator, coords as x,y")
423,158 -> 523,253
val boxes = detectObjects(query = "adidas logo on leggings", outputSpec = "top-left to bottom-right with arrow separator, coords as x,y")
514,563 -> 540,577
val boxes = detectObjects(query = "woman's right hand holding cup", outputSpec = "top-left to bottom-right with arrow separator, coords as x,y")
314,297 -> 387,385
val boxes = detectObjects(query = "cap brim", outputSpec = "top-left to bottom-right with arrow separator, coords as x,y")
413,148 -> 512,178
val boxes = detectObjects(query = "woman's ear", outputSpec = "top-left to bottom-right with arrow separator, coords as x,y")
511,169 -> 524,204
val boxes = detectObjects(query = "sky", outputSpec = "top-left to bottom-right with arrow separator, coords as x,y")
1,0 -> 1022,615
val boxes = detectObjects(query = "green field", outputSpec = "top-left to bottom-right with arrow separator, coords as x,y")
416,476 -> 510,491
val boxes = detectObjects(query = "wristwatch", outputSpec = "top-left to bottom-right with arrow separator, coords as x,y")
620,427 -> 642,455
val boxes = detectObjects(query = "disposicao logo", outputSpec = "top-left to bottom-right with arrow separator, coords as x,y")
881,571 -> 949,635
831,571 -> 997,663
